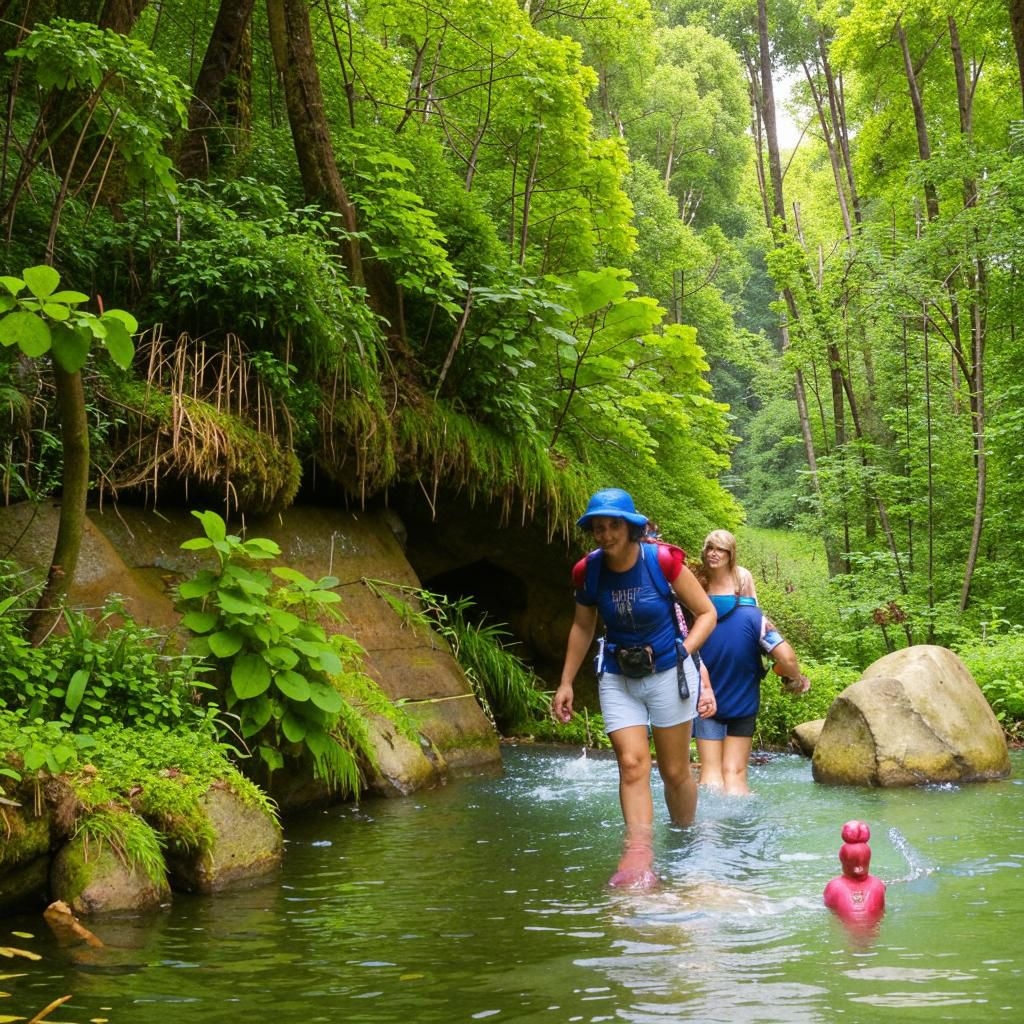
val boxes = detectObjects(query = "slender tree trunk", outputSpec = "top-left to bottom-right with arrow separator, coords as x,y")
949,15 -> 988,610
896,19 -> 940,222
266,0 -> 364,288
819,37 -> 861,226
757,0 -> 785,223
25,366 -> 89,645
178,0 -> 256,180
802,59 -> 852,239
752,0 -> 844,576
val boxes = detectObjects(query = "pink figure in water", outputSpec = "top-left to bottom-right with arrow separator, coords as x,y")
824,820 -> 886,928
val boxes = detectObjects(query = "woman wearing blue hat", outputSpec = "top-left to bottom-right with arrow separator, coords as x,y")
552,488 -> 717,887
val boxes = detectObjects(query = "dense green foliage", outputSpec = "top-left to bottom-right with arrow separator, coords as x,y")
1,0 -> 1023,765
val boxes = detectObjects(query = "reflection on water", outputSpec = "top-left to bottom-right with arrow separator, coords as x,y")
5,745 -> 1024,1023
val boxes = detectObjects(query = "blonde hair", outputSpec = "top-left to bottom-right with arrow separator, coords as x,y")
699,530 -> 744,593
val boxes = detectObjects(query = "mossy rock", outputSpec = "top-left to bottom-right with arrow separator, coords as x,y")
50,834 -> 171,916
0,800 -> 50,870
163,783 -> 283,894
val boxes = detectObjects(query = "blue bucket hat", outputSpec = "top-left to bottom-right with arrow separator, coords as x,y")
576,488 -> 648,529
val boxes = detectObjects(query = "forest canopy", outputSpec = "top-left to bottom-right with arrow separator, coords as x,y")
3,0 -> 1024,659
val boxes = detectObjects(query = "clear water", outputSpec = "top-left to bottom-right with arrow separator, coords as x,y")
6,745 -> 1023,1023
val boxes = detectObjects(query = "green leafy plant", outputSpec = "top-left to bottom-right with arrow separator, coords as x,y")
177,511 -> 403,793
0,711 -> 94,785
79,726 -> 276,853
0,590 -> 215,735
0,265 -> 136,373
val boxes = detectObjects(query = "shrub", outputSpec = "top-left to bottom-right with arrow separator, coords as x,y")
177,511 -> 416,794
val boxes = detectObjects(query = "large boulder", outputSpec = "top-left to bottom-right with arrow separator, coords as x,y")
0,798 -> 51,914
812,645 -> 1011,787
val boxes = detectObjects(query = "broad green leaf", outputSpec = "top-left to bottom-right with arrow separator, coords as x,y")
265,645 -> 299,669
102,307 -> 139,332
0,311 -> 51,356
181,610 -> 219,634
231,654 -> 271,698
49,323 -> 91,372
22,264 -> 60,299
192,509 -> 226,542
208,630 -> 244,657
64,669 -> 90,712
268,607 -> 301,633
101,316 -> 135,369
23,744 -> 48,771
316,648 -> 343,674
241,695 -> 274,734
177,576 -> 217,599
0,275 -> 25,296
281,710 -> 307,743
217,590 -> 261,616
240,537 -> 281,559
275,669 -> 311,701
48,289 -> 89,304
308,680 -> 344,714
41,301 -> 71,321
180,537 -> 214,551
258,744 -> 284,771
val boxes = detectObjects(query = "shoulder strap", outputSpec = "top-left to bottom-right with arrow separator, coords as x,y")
583,549 -> 603,604
640,544 -> 691,638
641,542 -> 673,600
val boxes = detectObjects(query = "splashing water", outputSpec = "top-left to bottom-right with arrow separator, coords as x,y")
887,825 -> 936,882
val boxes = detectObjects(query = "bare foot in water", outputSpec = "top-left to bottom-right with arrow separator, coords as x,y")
608,825 -> 659,889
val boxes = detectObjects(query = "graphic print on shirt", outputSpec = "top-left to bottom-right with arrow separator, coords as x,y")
611,585 -> 642,626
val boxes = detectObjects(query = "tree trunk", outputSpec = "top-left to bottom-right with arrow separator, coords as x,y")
25,366 -> 90,645
896,19 -> 940,222
99,0 -> 149,34
757,0 -> 785,223
1009,0 -> 1024,113
265,0 -> 364,288
178,0 -> 256,180
949,15 -> 988,611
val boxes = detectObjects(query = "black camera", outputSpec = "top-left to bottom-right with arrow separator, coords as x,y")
616,644 -> 655,678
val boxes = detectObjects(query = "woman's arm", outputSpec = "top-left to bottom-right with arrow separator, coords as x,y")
552,603 -> 599,722
737,565 -> 757,601
769,641 -> 810,693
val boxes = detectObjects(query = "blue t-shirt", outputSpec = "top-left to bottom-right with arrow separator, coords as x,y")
700,604 -> 784,719
573,544 -> 682,674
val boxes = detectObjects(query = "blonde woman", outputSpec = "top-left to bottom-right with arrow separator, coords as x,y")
698,529 -> 757,607
694,530 -> 809,794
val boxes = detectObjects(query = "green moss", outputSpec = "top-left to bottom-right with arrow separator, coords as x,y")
0,803 -> 49,868
74,806 -> 167,887
73,727 -> 277,857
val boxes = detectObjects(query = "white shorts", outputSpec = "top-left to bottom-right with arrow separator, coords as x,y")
599,663 -> 698,733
